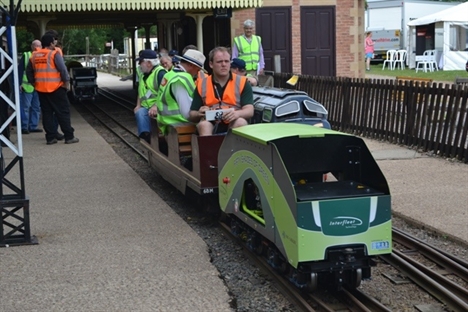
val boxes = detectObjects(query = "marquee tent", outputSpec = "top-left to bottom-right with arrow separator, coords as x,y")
407,1 -> 468,70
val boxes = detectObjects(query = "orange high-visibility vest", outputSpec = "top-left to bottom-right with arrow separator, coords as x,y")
31,48 -> 63,93
197,73 -> 247,109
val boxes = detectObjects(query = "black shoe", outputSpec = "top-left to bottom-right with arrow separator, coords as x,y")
21,129 -> 29,134
47,139 -> 58,145
56,134 -> 65,140
139,132 -> 151,144
29,128 -> 43,133
65,137 -> 79,144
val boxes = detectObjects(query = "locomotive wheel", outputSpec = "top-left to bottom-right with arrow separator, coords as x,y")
307,273 -> 318,292
278,259 -> 290,275
352,268 -> 362,288
267,248 -> 277,267
254,241 -> 264,256
247,232 -> 264,255
201,195 -> 221,221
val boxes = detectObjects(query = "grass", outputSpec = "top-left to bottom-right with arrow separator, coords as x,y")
368,63 -> 467,83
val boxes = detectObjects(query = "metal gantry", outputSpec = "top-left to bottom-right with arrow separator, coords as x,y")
0,0 -> 37,247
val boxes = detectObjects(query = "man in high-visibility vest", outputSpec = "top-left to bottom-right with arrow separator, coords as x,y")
26,34 -> 79,145
232,19 -> 265,76
134,49 -> 167,143
189,47 -> 254,136
19,40 -> 42,134
42,29 -> 65,141
156,49 -> 206,135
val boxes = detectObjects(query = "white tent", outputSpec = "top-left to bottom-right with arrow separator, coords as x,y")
407,2 -> 468,70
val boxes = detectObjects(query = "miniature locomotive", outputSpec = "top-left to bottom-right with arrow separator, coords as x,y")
141,87 -> 391,290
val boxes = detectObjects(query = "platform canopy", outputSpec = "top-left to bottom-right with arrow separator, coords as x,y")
20,0 -> 263,12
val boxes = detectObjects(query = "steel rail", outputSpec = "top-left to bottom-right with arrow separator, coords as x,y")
393,227 -> 468,280
98,87 -> 135,112
87,99 -> 139,140
381,252 -> 468,312
393,248 -> 468,305
218,222 -> 317,312
344,288 -> 392,312
219,222 -> 394,312
79,98 -> 148,162
393,228 -> 468,276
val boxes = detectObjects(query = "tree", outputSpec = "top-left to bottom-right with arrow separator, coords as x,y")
16,30 -> 34,53
16,27 -> 126,56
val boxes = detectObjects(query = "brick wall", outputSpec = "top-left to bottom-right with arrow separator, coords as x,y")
231,0 -> 365,78
336,0 -> 362,77
291,0 -> 301,74
231,9 -> 256,41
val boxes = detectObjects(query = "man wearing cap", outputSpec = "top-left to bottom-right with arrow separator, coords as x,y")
189,47 -> 254,136
18,39 -> 43,134
26,34 -> 79,145
230,58 -> 258,86
232,19 -> 265,76
169,49 -> 180,66
156,49 -> 206,135
134,49 -> 167,143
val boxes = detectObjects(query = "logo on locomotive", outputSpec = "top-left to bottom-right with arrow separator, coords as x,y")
329,216 -> 363,228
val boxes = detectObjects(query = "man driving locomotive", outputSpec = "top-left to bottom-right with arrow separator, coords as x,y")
188,47 -> 254,136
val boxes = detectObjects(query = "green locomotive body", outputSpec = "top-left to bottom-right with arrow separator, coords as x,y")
218,123 -> 391,289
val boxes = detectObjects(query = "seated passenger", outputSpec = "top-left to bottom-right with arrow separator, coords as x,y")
189,47 -> 254,136
134,49 -> 166,143
230,58 -> 258,86
182,45 -> 206,82
159,55 -> 173,71
156,49 -> 206,135
169,49 -> 179,66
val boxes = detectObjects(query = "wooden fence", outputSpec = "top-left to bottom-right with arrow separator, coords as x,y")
270,73 -> 468,163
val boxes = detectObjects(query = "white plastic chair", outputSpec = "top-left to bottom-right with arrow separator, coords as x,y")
382,50 -> 397,70
394,50 -> 407,70
427,50 -> 438,71
415,50 -> 432,73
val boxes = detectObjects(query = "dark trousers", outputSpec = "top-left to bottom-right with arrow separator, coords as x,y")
38,87 -> 74,141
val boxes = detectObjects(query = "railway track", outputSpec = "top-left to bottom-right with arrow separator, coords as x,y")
78,88 -> 148,161
76,87 -> 468,312
219,221 -> 392,312
383,228 -> 468,311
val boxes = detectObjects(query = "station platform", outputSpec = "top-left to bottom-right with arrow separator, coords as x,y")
0,72 -> 232,311
1,72 -> 467,311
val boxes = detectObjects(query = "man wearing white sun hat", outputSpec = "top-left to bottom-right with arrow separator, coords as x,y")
156,49 -> 206,135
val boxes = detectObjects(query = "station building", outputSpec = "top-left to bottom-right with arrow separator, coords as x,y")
17,0 -> 365,78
